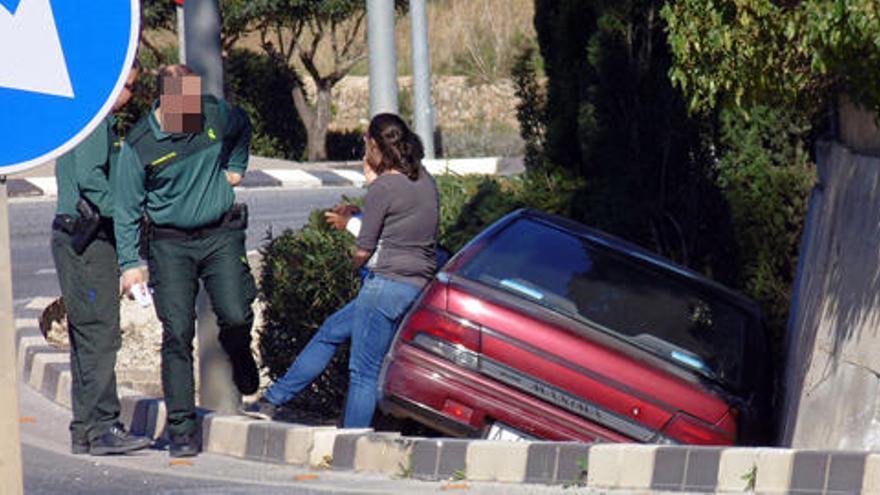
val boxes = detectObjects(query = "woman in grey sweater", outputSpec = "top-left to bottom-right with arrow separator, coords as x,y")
249,113 -> 440,427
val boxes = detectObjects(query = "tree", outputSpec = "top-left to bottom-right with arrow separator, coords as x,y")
662,0 -> 880,117
228,0 -> 405,161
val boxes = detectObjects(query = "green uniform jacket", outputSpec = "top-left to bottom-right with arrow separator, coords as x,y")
112,96 -> 252,272
55,116 -> 120,218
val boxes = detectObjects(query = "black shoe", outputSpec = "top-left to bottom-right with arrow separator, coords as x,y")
89,424 -> 151,456
229,347 -> 260,395
71,433 -> 89,455
241,397 -> 277,421
169,432 -> 200,458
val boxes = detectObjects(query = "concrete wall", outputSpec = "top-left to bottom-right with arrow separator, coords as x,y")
839,96 -> 880,155
782,140 -> 880,449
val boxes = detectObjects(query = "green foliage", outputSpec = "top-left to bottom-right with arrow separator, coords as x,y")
715,106 -> 814,344
226,49 -> 307,159
141,0 -> 175,31
662,0 -> 880,116
511,41 -> 547,170
530,1 -> 738,281
257,210 -> 361,418
533,0 -> 596,171
437,170 -> 583,253
742,463 -> 758,491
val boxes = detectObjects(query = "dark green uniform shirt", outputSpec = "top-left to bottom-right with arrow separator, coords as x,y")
55,116 -> 120,218
112,96 -> 252,271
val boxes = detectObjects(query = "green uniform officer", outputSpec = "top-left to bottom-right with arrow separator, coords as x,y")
112,64 -> 259,458
51,67 -> 150,456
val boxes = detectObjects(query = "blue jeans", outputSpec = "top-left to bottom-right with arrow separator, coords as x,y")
263,273 -> 421,427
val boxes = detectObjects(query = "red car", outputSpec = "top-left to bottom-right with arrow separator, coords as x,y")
379,209 -> 772,445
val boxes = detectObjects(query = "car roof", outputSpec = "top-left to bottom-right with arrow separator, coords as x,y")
456,208 -> 763,320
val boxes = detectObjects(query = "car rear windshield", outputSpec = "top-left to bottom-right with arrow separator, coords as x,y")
456,217 -> 751,389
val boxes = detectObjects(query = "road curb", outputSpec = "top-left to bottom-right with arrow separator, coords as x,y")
4,156 -> 513,199
14,303 -> 880,492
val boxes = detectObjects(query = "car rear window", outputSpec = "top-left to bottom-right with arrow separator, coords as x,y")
456,217 -> 751,389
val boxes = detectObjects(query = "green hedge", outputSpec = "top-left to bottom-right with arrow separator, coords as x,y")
257,210 -> 360,419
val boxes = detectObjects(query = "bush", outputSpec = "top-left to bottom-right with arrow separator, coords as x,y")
226,49 -> 307,160
257,209 -> 360,420
715,106 -> 815,347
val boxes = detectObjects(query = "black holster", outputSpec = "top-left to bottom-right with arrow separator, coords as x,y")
71,199 -> 101,255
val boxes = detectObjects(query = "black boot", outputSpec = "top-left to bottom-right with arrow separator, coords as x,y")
228,347 -> 259,395
89,424 -> 151,455
169,431 -> 200,458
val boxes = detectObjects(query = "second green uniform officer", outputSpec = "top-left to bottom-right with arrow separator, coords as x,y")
112,64 -> 259,458
51,65 -> 151,456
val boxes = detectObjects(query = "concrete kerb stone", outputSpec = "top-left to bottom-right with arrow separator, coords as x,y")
27,350 -> 69,392
350,432 -> 415,475
311,427 -> 372,468
863,454 -> 880,494
587,443 -> 658,490
465,439 -> 530,482
7,156 -> 510,199
202,414 -> 252,458
281,425 -> 339,466
12,306 -> 880,492
55,368 -> 72,408
717,447 -> 794,493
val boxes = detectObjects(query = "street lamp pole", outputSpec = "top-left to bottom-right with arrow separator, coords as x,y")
367,0 -> 399,116
182,0 -> 240,413
410,0 -> 435,158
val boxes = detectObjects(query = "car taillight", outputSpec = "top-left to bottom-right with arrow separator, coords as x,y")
400,306 -> 481,370
662,412 -> 735,445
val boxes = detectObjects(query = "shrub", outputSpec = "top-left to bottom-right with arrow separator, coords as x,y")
715,105 -> 815,347
257,209 -> 360,420
439,169 -> 583,252
511,41 -> 547,170
226,49 -> 307,160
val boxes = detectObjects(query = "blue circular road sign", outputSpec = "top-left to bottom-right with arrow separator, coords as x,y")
0,0 -> 140,174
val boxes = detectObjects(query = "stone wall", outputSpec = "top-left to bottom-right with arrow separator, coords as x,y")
322,76 -> 520,132
782,140 -> 880,449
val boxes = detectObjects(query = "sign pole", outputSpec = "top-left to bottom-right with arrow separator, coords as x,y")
0,176 -> 24,495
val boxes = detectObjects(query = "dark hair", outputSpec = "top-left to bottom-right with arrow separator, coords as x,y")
367,113 -> 424,180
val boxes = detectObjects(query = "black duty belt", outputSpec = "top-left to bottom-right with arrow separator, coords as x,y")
150,203 -> 248,241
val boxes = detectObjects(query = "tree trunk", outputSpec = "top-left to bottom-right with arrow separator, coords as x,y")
307,86 -> 332,161
292,82 -> 332,162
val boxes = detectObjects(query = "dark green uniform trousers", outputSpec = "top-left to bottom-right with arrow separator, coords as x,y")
51,231 -> 122,443
147,227 -> 257,437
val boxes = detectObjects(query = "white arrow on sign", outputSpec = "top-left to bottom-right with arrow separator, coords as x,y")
0,0 -> 74,98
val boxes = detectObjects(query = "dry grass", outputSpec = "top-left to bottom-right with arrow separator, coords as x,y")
218,0 -> 535,81
397,0 -> 536,80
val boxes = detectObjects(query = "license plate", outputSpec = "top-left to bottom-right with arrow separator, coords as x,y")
485,422 -> 532,442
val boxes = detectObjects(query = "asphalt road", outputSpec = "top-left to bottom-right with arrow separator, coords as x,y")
8,186 -> 364,308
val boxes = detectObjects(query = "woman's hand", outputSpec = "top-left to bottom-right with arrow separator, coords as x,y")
324,211 -> 349,231
324,204 -> 360,231
331,203 -> 361,216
